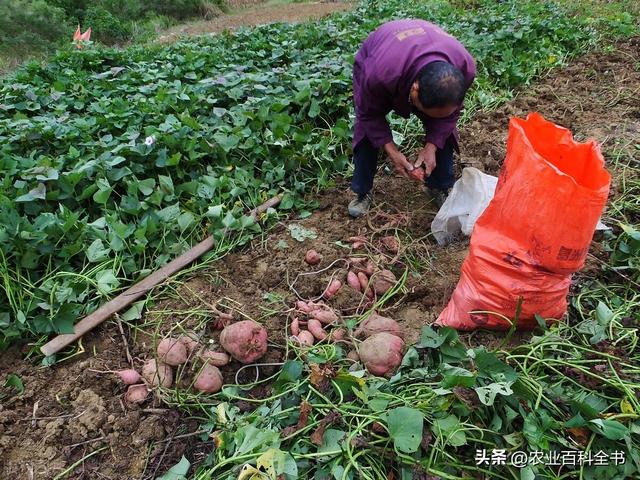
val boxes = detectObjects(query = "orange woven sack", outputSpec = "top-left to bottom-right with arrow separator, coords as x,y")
436,112 -> 610,330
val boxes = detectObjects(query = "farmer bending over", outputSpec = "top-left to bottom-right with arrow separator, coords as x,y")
349,19 -> 476,217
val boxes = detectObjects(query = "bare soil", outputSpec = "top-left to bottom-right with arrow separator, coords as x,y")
1,38 -> 638,480
157,1 -> 353,43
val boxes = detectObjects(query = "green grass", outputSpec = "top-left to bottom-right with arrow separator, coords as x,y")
559,0 -> 640,39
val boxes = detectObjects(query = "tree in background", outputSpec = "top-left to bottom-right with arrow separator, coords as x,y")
0,0 -> 68,57
1,0 -> 225,63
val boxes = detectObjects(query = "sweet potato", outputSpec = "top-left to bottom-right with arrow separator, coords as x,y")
373,269 -> 396,295
199,350 -> 231,367
194,364 -> 223,393
142,359 -> 173,388
290,317 -> 300,336
409,166 -> 426,182
380,236 -> 399,254
347,350 -> 360,362
371,421 -> 386,433
212,313 -> 232,331
346,271 -> 361,292
116,369 -> 142,385
348,236 -> 367,244
329,328 -> 346,341
323,279 -> 342,299
124,384 -> 149,404
359,333 -> 405,377
220,320 -> 268,364
296,330 -> 315,347
364,260 -> 375,277
348,257 -> 366,266
350,257 -> 375,276
178,335 -> 200,356
354,313 -> 402,339
309,306 -> 338,325
157,338 -> 188,366
296,300 -> 313,313
308,319 -> 327,341
304,249 -> 322,265
357,272 -> 369,291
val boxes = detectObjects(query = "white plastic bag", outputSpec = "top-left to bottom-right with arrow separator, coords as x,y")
431,167 -> 498,246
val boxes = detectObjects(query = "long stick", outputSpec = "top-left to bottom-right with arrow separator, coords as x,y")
40,194 -> 282,357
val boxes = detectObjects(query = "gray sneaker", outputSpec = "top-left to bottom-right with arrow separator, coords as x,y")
426,187 -> 449,209
348,192 -> 373,218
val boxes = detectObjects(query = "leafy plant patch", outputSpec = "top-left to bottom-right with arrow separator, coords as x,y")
186,320 -> 639,479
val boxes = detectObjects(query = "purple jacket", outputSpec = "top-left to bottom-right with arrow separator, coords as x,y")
353,19 -> 476,150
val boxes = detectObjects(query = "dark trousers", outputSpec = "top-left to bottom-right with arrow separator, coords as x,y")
351,137 -> 455,195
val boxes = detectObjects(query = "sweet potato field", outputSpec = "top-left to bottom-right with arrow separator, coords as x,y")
0,0 -> 602,345
0,0 -> 639,479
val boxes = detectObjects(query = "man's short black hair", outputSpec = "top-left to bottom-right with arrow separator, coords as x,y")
417,61 -> 467,108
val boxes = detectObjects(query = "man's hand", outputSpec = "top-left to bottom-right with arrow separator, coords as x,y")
414,143 -> 437,175
383,142 -> 414,177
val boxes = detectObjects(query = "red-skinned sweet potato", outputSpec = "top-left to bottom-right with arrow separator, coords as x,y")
116,369 -> 142,385
323,279 -> 342,299
199,350 -> 231,367
309,307 -> 338,325
290,317 -> 300,336
380,236 -> 399,254
124,384 -> 149,403
354,313 -> 402,339
220,320 -> 268,364
357,272 -> 369,291
142,359 -> 173,388
364,260 -> 375,277
305,249 -> 322,265
330,328 -> 346,341
296,300 -> 312,313
157,338 -> 188,366
348,236 -> 367,244
347,271 -> 361,292
350,258 -> 375,277
194,364 -> 224,393
307,319 -> 327,341
373,269 -> 396,295
295,330 -> 314,347
409,166 -> 426,182
359,333 -> 405,377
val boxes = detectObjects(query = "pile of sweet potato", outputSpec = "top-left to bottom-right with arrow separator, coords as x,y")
292,248 -> 406,377
117,319 -> 269,403
116,239 -> 408,403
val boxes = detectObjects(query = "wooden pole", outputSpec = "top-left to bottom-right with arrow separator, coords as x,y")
40,194 -> 282,357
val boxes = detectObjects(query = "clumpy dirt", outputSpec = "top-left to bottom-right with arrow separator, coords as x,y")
460,38 -> 640,178
0,330 -> 203,480
1,38 -> 638,479
157,1 -> 354,43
